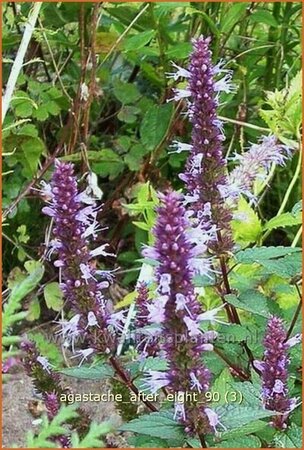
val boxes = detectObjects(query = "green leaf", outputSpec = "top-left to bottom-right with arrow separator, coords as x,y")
70,421 -> 112,448
15,100 -> 33,118
210,368 -> 233,406
235,246 -> 301,264
59,363 -> 114,380
251,10 -> 278,27
140,103 -> 174,152
123,30 -> 155,51
124,144 -> 148,170
139,356 -> 168,372
232,197 -> 262,247
26,404 -> 79,448
33,104 -> 49,121
166,42 -> 192,58
228,381 -> 261,408
24,260 -> 44,274
27,297 -> 41,321
217,324 -> 252,343
259,253 -> 302,279
263,212 -> 302,231
3,262 -> 44,332
128,435 -> 170,448
220,420 -> 267,440
120,412 -> 186,442
221,3 -> 247,33
29,331 -> 63,365
218,436 -> 261,448
2,335 -> 22,346
4,134 -> 45,177
44,282 -> 64,311
273,424 -> 302,448
216,404 -> 275,429
225,290 -> 270,318
91,149 -> 125,180
118,105 -> 140,123
113,79 -> 141,104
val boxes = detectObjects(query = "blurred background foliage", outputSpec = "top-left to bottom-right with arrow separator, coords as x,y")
2,1 -> 302,292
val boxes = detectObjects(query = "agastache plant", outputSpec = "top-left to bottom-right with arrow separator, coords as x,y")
42,160 -> 116,358
227,135 -> 292,204
21,340 -> 89,447
142,191 -> 223,438
169,36 -> 234,254
134,282 -> 160,358
257,316 -> 300,430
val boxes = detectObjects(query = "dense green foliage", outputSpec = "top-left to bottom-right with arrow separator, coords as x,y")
2,2 -> 302,448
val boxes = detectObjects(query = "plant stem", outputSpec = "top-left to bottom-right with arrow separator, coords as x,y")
109,356 -> 158,412
286,284 -> 302,339
217,115 -> 269,132
262,148 -> 302,242
213,347 -> 249,381
291,226 -> 302,248
198,433 -> 207,448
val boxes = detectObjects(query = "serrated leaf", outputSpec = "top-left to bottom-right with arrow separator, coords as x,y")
120,411 -> 186,442
216,404 -> 275,429
259,253 -> 302,279
210,368 -> 233,406
273,424 -> 302,448
128,435 -> 169,448
263,212 -> 302,232
139,356 -> 168,372
228,381 -> 261,408
3,263 -> 44,332
218,435 -> 261,448
220,420 -> 267,440
217,324 -> 252,343
140,103 -> 174,152
59,363 -> 114,380
235,246 -> 301,264
225,290 -> 270,318
44,282 -> 64,311
70,421 -> 112,448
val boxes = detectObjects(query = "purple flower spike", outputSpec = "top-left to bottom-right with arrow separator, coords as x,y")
177,36 -> 233,254
146,191 -> 214,434
45,391 -> 60,420
262,316 -> 296,429
43,160 -> 115,354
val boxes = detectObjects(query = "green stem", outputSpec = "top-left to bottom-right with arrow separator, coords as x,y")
262,147 -> 302,242
291,226 -> 302,248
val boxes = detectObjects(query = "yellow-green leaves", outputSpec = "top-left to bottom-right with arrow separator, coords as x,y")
44,282 -> 64,312
231,197 -> 262,247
